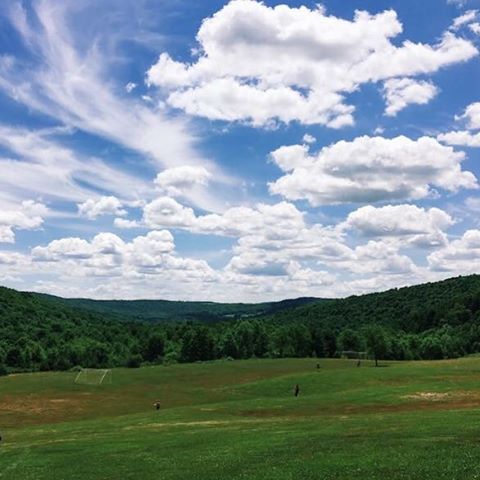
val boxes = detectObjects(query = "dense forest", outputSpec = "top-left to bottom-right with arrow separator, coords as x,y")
44,295 -> 320,323
1,274 -> 480,374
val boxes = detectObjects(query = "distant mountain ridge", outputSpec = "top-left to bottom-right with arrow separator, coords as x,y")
33,293 -> 322,323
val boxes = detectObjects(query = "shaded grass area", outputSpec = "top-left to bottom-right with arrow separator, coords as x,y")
2,358 -> 480,479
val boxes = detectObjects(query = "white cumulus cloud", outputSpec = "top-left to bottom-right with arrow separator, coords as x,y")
147,0 -> 477,127
78,196 -> 127,220
428,229 -> 480,272
302,134 -> 316,144
269,136 -> 477,206
457,102 -> 480,129
438,102 -> 480,147
438,130 -> 480,147
383,78 -> 438,116
154,166 -> 211,197
341,204 -> 454,247
143,197 -> 197,229
0,200 -> 47,244
470,22 -> 480,34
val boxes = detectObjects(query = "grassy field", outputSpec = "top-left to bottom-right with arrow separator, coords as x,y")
2,358 -> 480,479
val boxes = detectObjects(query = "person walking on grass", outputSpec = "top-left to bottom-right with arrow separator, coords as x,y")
294,384 -> 300,397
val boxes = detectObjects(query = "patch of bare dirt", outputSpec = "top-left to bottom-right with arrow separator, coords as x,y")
0,395 -> 88,426
403,392 -> 451,401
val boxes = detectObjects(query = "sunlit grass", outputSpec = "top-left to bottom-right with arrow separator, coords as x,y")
2,358 -> 480,479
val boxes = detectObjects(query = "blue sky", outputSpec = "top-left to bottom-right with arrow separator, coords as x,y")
0,0 -> 479,301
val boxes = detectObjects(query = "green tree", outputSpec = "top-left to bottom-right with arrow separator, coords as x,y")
272,326 -> 295,357
321,329 -> 337,358
338,328 -> 364,352
144,334 -> 165,362
180,326 -> 215,362
289,324 -> 313,357
420,335 -> 443,359
220,330 -> 239,359
364,325 -> 389,366
234,321 -> 256,358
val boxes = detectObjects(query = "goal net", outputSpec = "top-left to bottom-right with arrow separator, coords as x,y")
74,368 -> 112,386
338,351 -> 368,360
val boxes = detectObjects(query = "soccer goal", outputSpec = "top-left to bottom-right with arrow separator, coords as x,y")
74,368 -> 112,386
338,351 -> 368,360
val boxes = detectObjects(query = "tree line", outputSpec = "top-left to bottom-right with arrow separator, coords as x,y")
1,275 -> 480,373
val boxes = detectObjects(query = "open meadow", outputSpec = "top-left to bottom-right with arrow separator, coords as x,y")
2,358 -> 480,479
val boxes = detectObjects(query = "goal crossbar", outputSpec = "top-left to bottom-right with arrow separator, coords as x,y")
74,368 -> 112,386
337,351 -> 369,359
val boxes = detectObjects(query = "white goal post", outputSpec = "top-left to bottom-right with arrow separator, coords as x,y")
74,368 -> 112,386
338,351 -> 369,360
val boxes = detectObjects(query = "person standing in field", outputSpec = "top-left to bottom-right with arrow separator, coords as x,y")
294,384 -> 300,397
154,401 -> 161,410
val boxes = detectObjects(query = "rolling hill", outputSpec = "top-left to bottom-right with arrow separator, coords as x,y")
1,274 -> 480,372
42,294 -> 321,323
265,274 -> 480,332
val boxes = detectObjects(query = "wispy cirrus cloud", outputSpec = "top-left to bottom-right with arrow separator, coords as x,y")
0,125 -> 152,208
0,0 -> 231,211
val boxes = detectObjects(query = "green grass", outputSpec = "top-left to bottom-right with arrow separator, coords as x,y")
3,358 -> 480,479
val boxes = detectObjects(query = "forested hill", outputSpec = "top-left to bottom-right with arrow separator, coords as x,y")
1,274 -> 480,373
34,294 -> 321,323
266,274 -> 480,332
